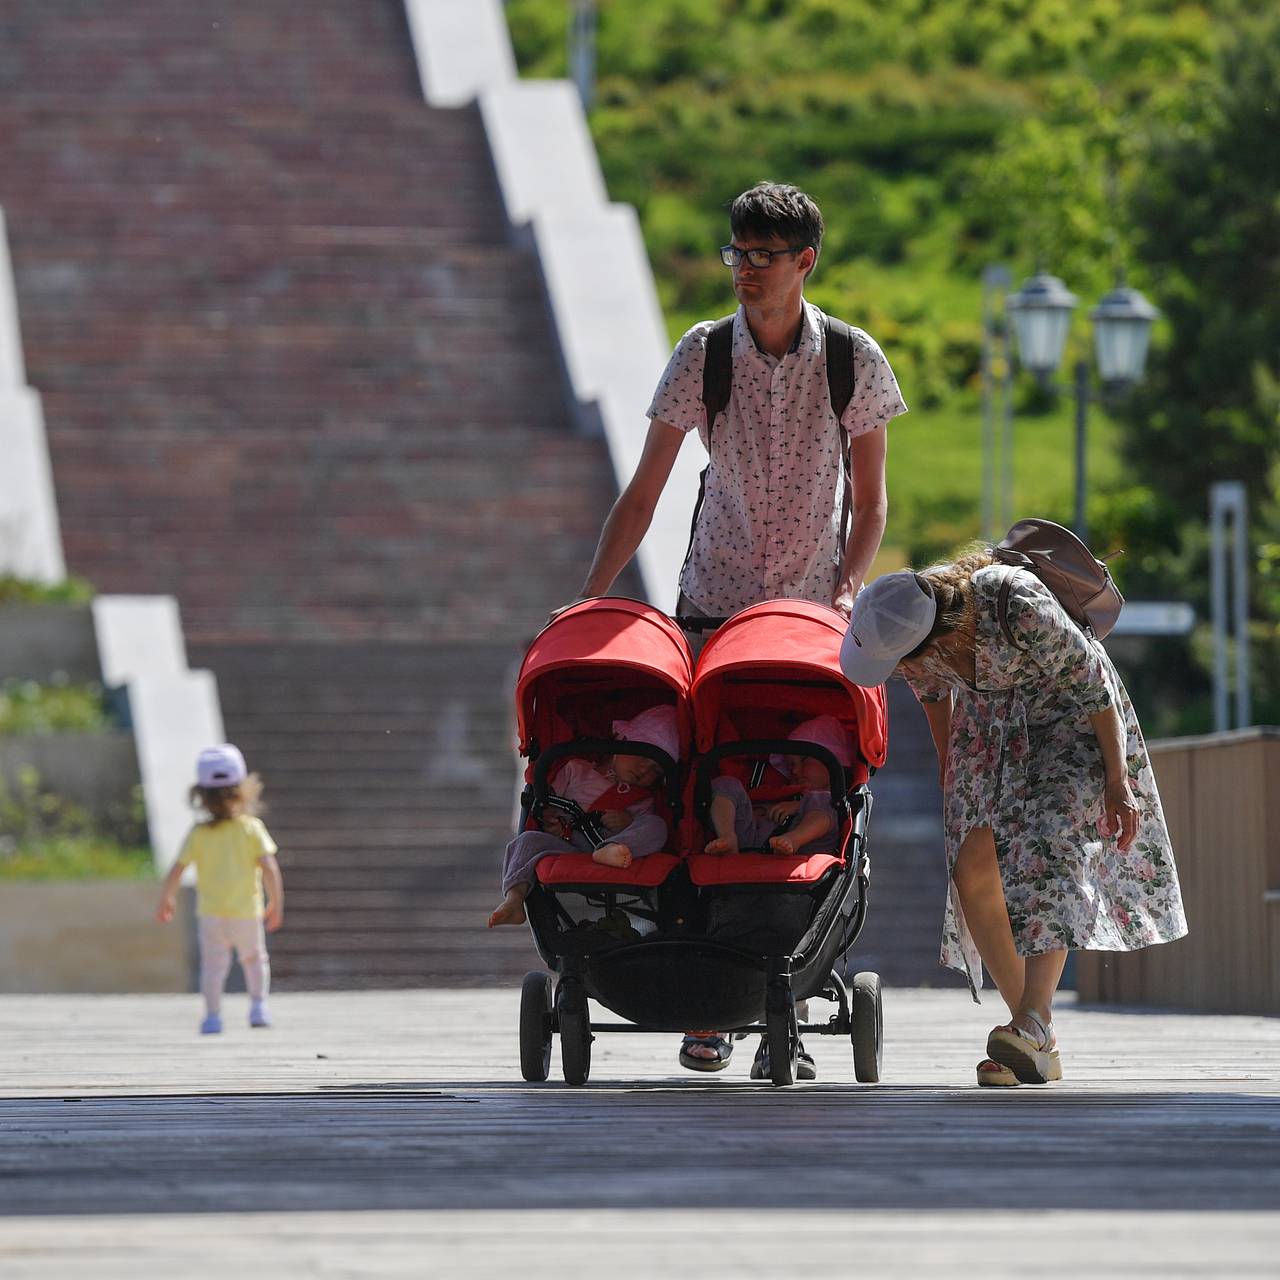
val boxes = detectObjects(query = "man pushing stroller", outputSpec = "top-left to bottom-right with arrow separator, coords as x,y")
555,182 -> 907,1074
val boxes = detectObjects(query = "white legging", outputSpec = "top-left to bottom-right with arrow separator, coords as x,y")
198,916 -> 269,1013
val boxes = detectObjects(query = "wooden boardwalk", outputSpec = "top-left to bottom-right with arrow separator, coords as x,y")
0,989 -> 1277,1276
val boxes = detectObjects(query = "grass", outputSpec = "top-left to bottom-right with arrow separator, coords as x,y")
0,835 -> 154,881
885,389 -> 1125,565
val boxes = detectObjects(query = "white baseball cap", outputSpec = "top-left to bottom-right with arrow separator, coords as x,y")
840,572 -> 937,688
196,743 -> 247,788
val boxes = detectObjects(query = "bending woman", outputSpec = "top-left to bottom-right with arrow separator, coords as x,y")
840,548 -> 1187,1086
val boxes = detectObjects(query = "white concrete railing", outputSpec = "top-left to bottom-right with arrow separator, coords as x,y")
93,596 -> 225,874
0,206 -> 66,583
403,0 -> 703,612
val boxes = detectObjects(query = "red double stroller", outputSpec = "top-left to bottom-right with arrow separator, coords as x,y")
513,596 -> 888,1087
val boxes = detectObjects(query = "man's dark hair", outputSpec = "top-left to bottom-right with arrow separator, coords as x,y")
729,182 -> 824,261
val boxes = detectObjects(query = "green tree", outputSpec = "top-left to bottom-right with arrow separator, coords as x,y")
1116,13 -> 1280,725
1123,14 -> 1279,517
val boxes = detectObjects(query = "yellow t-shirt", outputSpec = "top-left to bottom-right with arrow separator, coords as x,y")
177,815 -> 277,920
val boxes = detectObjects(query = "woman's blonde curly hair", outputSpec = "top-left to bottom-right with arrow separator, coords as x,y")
905,542 -> 997,666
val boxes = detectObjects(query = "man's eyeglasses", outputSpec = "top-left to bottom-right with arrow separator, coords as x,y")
720,245 -> 808,269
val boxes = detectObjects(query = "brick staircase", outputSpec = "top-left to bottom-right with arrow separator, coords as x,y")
0,0 -> 635,987
0,1 -> 949,993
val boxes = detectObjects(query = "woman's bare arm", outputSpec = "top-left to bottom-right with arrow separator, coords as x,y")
921,694 -> 953,789
1089,703 -> 1139,851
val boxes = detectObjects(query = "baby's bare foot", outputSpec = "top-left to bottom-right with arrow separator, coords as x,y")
768,835 -> 796,855
704,836 -> 739,855
487,896 -> 527,928
593,843 -> 632,869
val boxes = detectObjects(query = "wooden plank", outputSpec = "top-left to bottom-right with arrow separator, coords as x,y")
1086,735 -> 1276,1014
0,988 -> 1277,1276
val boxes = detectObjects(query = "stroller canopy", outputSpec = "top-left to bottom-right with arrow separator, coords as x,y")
516,598 -> 694,756
690,599 -> 887,769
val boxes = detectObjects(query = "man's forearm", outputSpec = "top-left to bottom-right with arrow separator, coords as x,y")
580,491 -> 656,597
836,499 -> 888,599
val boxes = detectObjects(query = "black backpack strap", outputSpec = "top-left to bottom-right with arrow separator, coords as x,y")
701,315 -> 736,442
681,316 -> 736,587
824,316 -> 857,548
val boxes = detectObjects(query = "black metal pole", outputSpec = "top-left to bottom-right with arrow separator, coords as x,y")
1073,358 -> 1089,542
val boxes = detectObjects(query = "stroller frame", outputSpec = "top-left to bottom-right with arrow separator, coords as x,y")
512,597 -> 887,1088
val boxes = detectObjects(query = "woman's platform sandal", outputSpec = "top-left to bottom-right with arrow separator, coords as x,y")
679,1033 -> 734,1073
976,1058 -> 1020,1087
985,1010 -> 1064,1085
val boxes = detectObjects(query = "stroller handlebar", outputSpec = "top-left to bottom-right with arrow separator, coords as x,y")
673,614 -> 729,632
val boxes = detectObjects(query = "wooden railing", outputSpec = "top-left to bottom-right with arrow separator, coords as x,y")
1075,726 -> 1280,1014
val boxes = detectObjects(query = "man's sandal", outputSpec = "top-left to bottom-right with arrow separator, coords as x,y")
985,1009 -> 1064,1085
749,1035 -> 818,1082
976,1058 -> 1019,1087
679,1033 -> 734,1072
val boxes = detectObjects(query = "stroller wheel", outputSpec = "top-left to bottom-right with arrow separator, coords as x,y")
519,971 -> 554,1082
850,971 -> 883,1083
764,982 -> 798,1087
556,978 -> 593,1086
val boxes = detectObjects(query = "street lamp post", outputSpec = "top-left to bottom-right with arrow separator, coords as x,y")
1006,273 -> 1158,543
980,264 -> 1012,539
569,0 -> 597,112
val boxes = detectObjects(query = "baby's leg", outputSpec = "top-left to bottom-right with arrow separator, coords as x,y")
769,792 -> 837,855
489,830 -> 573,926
705,778 -> 750,854
592,843 -> 633,869
488,882 -> 532,927
198,917 -> 234,1014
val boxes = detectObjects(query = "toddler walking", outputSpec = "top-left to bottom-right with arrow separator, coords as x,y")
156,743 -> 284,1034
704,715 -> 854,856
488,705 -> 678,928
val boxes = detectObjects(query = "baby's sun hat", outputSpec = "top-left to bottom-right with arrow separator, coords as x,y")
772,714 -> 855,777
611,705 -> 680,763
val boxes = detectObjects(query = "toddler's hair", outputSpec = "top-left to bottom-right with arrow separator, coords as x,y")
190,773 -> 263,823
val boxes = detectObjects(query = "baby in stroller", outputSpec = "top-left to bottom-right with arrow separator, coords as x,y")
704,715 -> 855,858
487,705 -> 679,929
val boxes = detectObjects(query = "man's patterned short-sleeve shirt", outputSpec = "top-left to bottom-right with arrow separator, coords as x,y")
646,301 -> 907,616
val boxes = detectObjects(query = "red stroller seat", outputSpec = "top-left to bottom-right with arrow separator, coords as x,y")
514,598 -> 693,890
687,599 -> 887,888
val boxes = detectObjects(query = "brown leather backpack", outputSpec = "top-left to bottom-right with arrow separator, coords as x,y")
993,518 -> 1124,643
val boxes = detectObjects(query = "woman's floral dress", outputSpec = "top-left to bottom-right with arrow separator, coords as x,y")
903,566 -> 1187,999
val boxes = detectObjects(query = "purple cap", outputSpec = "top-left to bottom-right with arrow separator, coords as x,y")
196,744 -> 247,788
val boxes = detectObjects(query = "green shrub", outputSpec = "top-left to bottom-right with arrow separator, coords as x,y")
0,575 -> 94,604
0,767 -> 151,881
0,679 -> 111,735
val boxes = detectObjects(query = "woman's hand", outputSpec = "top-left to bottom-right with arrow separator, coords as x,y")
1100,777 -> 1140,852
